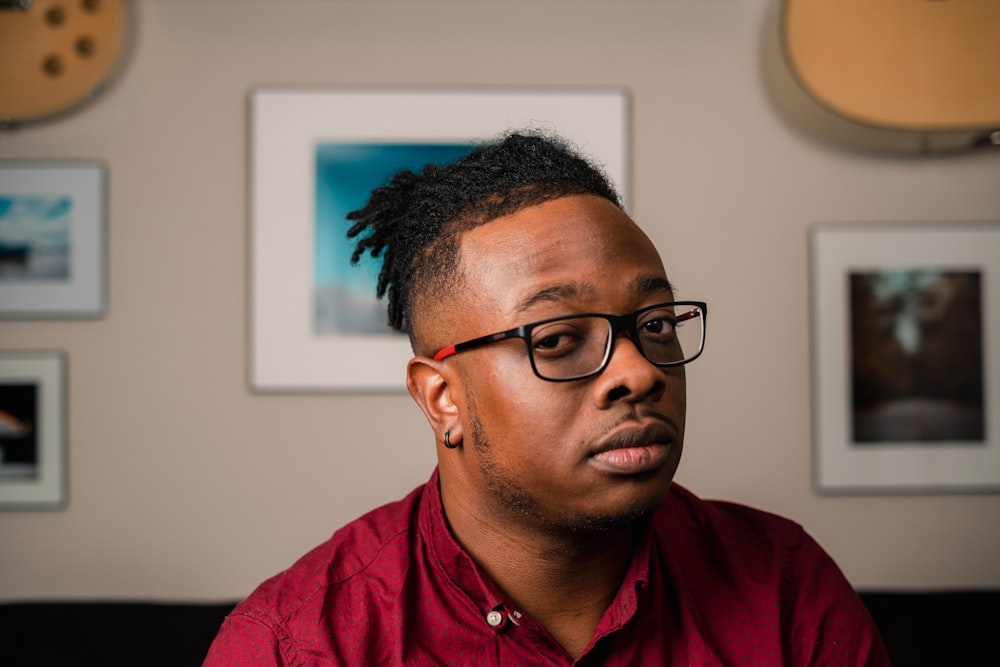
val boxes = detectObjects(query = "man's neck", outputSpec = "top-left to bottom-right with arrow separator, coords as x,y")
442,489 -> 645,659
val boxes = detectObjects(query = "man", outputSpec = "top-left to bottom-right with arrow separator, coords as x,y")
205,132 -> 889,665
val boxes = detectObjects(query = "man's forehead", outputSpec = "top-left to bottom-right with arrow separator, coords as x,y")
437,194 -> 669,323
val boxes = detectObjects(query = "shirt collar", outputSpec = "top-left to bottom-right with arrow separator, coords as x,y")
419,469 -> 508,616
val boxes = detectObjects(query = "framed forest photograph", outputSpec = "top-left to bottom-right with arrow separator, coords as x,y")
810,222 -> 1000,493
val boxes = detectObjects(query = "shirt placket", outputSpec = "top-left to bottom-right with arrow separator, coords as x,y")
481,600 -> 579,666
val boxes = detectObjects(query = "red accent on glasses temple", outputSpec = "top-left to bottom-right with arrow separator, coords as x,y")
676,307 -> 700,323
434,345 -> 457,361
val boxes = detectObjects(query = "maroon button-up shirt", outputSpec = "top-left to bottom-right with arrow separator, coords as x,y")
204,470 -> 889,666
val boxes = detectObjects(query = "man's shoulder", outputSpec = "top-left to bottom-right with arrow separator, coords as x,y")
664,482 -> 806,540
656,483 -> 811,579
229,481 -> 428,626
652,488 -> 890,664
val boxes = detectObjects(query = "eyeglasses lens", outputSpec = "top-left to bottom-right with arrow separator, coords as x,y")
528,305 -> 704,380
529,316 -> 610,380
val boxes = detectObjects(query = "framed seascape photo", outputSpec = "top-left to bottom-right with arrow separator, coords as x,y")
0,352 -> 67,510
810,223 -> 1000,493
250,86 -> 629,392
0,162 -> 106,318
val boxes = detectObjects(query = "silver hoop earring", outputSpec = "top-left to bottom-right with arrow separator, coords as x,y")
443,430 -> 458,449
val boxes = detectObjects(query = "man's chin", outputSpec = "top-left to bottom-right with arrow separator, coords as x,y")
563,476 -> 675,534
559,500 -> 660,535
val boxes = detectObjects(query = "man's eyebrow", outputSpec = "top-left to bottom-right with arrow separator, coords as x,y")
513,283 -> 596,316
631,275 -> 675,298
512,275 -> 674,317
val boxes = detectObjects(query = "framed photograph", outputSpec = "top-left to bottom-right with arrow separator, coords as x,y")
0,351 -> 67,509
810,222 -> 1000,493
0,162 -> 106,318
250,86 -> 629,392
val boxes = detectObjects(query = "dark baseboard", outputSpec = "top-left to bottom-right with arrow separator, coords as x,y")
0,591 -> 997,666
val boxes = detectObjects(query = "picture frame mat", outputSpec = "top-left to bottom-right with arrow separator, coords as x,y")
251,87 -> 629,391
811,223 -> 1000,493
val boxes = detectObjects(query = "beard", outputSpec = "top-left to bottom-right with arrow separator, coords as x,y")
467,411 -> 659,536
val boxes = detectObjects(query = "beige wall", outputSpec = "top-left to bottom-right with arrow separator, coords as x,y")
1,0 -> 998,601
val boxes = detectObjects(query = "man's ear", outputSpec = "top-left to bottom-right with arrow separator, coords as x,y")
406,356 -> 462,443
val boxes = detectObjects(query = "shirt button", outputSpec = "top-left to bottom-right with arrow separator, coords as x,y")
486,610 -> 504,627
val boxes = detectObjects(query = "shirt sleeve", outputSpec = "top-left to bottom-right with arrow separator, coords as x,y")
202,611 -> 292,667
783,529 -> 892,667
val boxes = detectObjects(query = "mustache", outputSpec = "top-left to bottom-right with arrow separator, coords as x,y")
588,409 -> 682,454
608,409 -> 681,434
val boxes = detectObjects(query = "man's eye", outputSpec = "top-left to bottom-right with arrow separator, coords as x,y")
532,326 -> 586,358
643,319 -> 665,333
640,314 -> 677,338
535,332 -> 580,350
535,334 -> 564,349
643,318 -> 674,332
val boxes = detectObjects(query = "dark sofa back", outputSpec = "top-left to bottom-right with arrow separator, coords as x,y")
1,592 -> 997,666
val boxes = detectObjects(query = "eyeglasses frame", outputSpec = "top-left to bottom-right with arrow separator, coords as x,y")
432,300 -> 708,382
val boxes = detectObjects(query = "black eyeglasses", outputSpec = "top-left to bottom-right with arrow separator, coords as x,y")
433,301 -> 707,382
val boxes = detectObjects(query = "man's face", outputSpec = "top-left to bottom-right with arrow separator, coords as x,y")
426,194 -> 686,534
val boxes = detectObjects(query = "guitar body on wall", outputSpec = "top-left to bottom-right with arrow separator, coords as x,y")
765,0 -> 1000,153
0,0 -> 128,128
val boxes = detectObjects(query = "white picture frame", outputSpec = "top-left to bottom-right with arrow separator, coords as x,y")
0,162 -> 106,318
810,222 -> 1000,493
249,86 -> 629,392
0,351 -> 67,510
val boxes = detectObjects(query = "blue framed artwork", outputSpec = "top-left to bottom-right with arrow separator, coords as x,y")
0,162 -> 105,318
313,143 -> 472,337
250,87 -> 628,392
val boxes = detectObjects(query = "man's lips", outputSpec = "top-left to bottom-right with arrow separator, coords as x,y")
589,422 -> 676,474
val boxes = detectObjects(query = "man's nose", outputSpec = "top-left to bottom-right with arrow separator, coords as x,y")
592,333 -> 666,406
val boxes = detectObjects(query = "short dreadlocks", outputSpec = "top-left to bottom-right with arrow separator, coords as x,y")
346,130 -> 622,352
